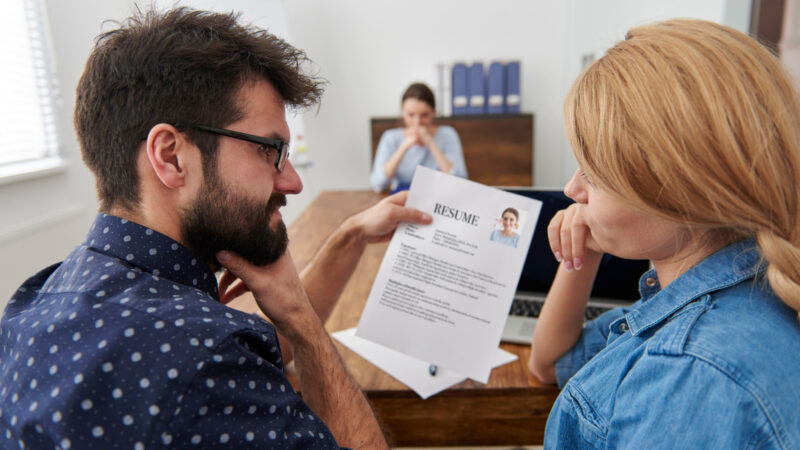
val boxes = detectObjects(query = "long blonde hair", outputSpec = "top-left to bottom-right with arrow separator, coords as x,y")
565,19 -> 800,318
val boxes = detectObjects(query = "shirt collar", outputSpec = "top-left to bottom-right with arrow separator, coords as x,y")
84,214 -> 219,299
626,238 -> 764,335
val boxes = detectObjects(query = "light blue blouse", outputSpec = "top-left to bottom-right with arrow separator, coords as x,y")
370,125 -> 468,192
489,229 -> 519,248
545,239 -> 800,448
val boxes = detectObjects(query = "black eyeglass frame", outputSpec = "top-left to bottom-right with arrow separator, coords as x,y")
176,123 -> 290,172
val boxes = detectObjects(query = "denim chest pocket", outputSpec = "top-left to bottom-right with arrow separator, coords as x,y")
561,384 -> 608,446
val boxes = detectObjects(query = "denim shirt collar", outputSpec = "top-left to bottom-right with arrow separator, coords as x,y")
625,239 -> 764,336
84,213 -> 219,300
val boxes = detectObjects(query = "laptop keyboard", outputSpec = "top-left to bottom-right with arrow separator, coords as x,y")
510,298 -> 614,321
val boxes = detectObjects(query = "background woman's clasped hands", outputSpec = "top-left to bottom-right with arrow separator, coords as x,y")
403,124 -> 434,148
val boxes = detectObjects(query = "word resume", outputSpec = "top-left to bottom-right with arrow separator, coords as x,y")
357,166 -> 542,382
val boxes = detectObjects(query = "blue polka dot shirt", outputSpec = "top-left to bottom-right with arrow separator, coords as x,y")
0,214 -> 343,449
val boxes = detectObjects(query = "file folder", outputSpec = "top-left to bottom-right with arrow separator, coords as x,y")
505,61 -> 521,114
487,62 -> 506,114
451,63 -> 469,115
468,63 -> 486,114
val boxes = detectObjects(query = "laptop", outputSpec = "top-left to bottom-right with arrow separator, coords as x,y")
500,188 -> 650,344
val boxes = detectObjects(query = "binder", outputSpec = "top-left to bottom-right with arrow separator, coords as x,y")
468,63 -> 486,114
505,61 -> 521,114
451,63 -> 469,115
487,62 -> 506,114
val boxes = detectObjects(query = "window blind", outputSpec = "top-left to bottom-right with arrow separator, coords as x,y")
0,0 -> 59,166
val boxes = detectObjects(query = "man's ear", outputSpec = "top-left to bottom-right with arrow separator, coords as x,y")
144,123 -> 192,189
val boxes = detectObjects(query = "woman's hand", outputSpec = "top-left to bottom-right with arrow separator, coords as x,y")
415,126 -> 434,146
547,203 -> 602,271
404,126 -> 435,147
402,127 -> 420,147
529,203 -> 605,383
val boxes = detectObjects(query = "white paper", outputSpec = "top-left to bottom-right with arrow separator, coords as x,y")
333,327 -> 517,399
356,166 -> 541,382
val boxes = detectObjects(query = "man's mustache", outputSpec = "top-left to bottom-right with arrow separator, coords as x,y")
267,193 -> 287,214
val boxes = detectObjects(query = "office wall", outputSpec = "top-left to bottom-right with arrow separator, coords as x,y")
562,0 -> 751,176
781,0 -> 800,84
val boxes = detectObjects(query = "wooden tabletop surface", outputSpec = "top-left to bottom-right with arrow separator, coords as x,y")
231,190 -> 559,447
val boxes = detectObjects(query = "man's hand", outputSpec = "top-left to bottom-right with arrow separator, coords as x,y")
217,250 -> 313,336
216,250 -> 389,449
547,203 -> 602,271
346,190 -> 432,244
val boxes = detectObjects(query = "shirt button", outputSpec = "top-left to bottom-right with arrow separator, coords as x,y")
645,277 -> 657,287
619,321 -> 629,333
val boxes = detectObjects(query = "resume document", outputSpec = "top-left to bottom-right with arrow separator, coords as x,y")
357,166 -> 541,382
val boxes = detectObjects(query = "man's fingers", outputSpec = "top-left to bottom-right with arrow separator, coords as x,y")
218,270 -> 238,295
381,192 -> 432,224
220,281 -> 249,304
390,204 -> 432,225
383,190 -> 409,205
216,251 -> 250,281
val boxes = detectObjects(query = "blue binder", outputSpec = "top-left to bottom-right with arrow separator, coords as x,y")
487,62 -> 506,114
451,63 -> 469,115
505,61 -> 521,114
468,63 -> 486,114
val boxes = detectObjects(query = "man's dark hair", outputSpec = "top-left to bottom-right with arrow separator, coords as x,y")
401,82 -> 435,110
74,7 -> 324,211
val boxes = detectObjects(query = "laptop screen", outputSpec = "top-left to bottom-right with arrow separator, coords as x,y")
506,188 -> 649,302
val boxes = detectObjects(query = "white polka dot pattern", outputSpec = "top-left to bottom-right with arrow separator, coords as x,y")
0,214 -> 342,449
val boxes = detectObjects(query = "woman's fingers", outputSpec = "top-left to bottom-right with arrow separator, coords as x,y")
570,214 -> 587,271
548,204 -> 591,271
547,210 -> 565,262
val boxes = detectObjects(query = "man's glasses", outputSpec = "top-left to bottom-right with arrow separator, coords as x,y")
178,123 -> 290,172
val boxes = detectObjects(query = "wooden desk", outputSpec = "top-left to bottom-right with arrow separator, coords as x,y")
235,190 -> 559,447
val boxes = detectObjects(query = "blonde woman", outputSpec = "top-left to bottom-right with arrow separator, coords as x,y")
529,19 -> 800,447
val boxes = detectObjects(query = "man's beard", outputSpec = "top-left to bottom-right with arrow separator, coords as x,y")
181,170 -> 289,271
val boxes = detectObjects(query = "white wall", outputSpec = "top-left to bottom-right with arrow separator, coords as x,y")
1,0 -> 753,311
781,0 -> 800,86
561,0 -> 751,176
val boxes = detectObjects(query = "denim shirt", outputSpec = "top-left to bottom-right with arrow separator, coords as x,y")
546,239 -> 800,449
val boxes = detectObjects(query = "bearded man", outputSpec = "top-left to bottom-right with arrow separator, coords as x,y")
0,7 -> 430,449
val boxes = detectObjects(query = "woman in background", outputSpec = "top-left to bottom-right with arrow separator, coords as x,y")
528,19 -> 800,447
490,207 -> 520,248
370,83 -> 467,192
